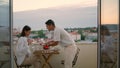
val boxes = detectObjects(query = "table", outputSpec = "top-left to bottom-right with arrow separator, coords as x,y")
33,50 -> 59,68
30,43 -> 60,68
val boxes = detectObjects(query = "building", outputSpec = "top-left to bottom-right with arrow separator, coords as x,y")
69,31 -> 81,41
85,32 -> 97,41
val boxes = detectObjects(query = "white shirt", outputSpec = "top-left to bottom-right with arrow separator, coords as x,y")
46,31 -> 54,39
15,37 -> 31,65
52,27 -> 75,47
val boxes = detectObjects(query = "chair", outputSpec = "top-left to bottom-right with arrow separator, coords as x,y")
72,47 -> 80,67
14,56 -> 32,68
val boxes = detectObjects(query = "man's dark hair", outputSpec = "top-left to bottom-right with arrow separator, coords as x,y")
45,19 -> 55,26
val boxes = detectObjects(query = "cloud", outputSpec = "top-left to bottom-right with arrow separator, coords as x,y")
14,6 -> 97,30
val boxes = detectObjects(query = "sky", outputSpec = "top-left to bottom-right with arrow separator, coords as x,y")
13,0 -> 119,30
101,0 -> 119,24
13,0 -> 97,12
14,6 -> 97,30
13,0 -> 98,30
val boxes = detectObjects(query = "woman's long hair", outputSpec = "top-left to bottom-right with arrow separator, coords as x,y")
20,25 -> 31,37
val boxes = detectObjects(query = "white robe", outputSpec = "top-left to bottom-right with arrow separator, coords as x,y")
15,37 -> 31,65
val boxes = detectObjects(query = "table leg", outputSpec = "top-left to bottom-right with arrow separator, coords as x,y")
42,54 -> 53,68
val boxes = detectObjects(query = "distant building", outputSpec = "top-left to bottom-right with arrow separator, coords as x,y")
69,31 -> 81,41
83,30 -> 90,36
85,32 -> 97,41
29,33 -> 38,38
92,27 -> 97,31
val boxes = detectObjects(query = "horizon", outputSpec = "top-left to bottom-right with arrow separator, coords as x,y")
13,24 -> 119,31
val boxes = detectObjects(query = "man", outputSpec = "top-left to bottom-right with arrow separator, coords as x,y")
45,19 -> 77,68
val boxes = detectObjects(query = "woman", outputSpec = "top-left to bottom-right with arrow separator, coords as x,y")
15,25 -> 40,68
101,25 -> 115,62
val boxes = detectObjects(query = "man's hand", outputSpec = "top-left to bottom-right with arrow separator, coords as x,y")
46,41 -> 59,46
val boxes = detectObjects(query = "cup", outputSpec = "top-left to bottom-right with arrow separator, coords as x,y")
43,45 -> 49,50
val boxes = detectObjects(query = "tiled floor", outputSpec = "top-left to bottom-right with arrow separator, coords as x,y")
13,43 -> 97,68
1,43 -> 97,68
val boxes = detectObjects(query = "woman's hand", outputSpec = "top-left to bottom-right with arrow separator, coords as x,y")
27,39 -> 33,45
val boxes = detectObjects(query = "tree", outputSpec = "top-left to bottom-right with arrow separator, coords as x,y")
31,31 -> 37,34
78,30 -> 85,40
92,38 -> 97,42
38,30 -> 45,38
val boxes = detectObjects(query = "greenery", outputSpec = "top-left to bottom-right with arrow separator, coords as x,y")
75,39 -> 81,42
78,30 -> 85,40
81,35 -> 86,40
38,30 -> 46,38
92,38 -> 97,42
31,31 -> 37,34
28,27 -> 97,40
16,34 -> 21,38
